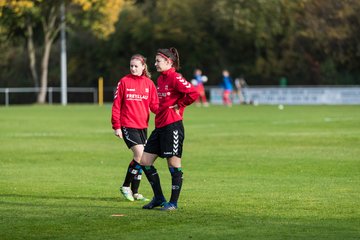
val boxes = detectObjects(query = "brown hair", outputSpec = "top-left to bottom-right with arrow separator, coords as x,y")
131,54 -> 151,78
156,47 -> 180,70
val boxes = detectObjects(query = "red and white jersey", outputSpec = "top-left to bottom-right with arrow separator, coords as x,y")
111,74 -> 159,130
155,68 -> 199,128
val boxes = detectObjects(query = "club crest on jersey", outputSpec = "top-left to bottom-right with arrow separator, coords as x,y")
145,88 -> 149,92
158,92 -> 171,97
165,85 -> 169,90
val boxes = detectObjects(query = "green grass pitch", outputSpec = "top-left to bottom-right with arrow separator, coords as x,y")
0,104 -> 359,239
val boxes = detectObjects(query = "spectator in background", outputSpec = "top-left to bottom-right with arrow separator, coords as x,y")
221,69 -> 233,107
234,75 -> 248,104
191,68 -> 209,107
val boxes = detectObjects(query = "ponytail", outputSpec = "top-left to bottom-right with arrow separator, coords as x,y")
169,47 -> 180,70
143,63 -> 151,78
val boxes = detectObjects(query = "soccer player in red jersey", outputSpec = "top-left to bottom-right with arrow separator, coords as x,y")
192,68 -> 209,107
111,54 -> 159,202
140,47 -> 199,211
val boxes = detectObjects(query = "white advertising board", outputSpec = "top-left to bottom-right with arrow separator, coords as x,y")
210,87 -> 360,105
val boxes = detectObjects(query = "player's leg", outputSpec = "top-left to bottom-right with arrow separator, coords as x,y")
193,86 -> 201,107
128,129 -> 149,201
195,94 -> 201,106
223,90 -> 232,106
141,152 -> 167,209
119,128 -> 144,201
159,121 -> 185,211
199,86 -> 209,106
141,129 -> 166,209
223,90 -> 227,105
128,144 -> 149,201
123,144 -> 142,189
161,156 -> 183,211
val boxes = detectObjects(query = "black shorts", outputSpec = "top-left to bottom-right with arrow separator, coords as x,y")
121,127 -> 147,148
144,121 -> 185,158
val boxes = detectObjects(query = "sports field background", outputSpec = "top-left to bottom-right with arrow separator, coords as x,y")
0,105 -> 359,239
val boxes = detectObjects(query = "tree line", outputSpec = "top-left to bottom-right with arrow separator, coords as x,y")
1,0 -> 360,103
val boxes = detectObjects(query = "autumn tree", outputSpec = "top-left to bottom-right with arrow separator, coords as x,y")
0,0 -> 123,103
294,0 -> 360,84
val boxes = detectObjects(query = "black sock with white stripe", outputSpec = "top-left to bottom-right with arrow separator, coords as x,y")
131,168 -> 142,194
122,159 -> 139,187
169,167 -> 183,205
142,165 -> 165,200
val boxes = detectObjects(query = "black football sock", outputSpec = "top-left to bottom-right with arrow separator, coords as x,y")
141,165 -> 165,200
169,167 -> 183,205
131,167 -> 142,194
122,159 -> 138,187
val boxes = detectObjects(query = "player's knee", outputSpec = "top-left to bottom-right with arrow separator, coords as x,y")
140,152 -> 156,166
169,167 -> 183,178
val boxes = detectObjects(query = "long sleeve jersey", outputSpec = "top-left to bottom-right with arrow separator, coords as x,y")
155,68 -> 199,128
111,74 -> 159,130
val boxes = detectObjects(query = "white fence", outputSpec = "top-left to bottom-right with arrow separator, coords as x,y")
2,86 -> 360,106
209,86 -> 360,105
0,87 -> 98,106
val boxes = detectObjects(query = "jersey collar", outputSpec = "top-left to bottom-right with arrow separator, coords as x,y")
161,67 -> 175,76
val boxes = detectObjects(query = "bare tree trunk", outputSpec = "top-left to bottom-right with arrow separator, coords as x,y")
26,23 -> 39,89
37,33 -> 52,104
36,5 -> 61,104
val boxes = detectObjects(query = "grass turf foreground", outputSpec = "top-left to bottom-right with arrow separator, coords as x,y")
0,104 -> 359,240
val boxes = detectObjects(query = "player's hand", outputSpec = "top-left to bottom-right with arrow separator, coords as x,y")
169,104 -> 180,116
114,129 -> 123,138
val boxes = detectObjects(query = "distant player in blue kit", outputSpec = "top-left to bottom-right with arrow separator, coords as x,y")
221,69 -> 233,106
